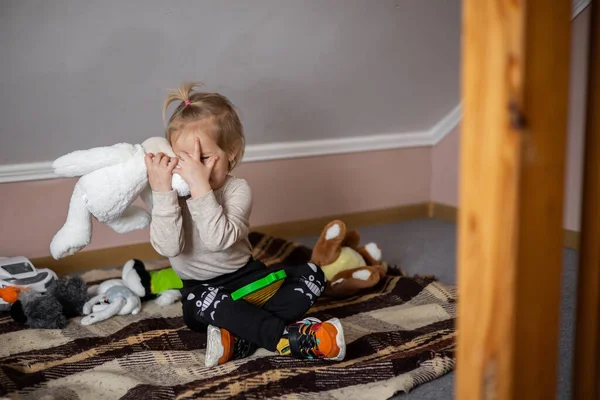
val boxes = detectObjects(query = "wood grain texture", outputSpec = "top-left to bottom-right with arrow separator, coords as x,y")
31,242 -> 164,276
32,203 -> 429,275
572,1 -> 600,397
456,0 -> 571,399
430,203 -> 459,224
252,203 -> 429,239
34,201 -> 581,276
563,229 -> 581,250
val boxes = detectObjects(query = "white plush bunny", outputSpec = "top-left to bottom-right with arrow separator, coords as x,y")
50,137 -> 189,260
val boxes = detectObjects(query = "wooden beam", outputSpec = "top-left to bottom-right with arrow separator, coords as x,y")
429,202 -> 580,250
572,1 -> 600,398
456,0 -> 571,399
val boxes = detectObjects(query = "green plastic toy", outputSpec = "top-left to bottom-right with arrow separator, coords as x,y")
231,270 -> 287,303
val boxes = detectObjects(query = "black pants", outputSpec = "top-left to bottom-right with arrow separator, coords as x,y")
181,259 -> 326,351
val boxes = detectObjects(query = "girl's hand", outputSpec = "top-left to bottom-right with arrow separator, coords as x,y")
144,152 -> 179,192
174,137 -> 218,198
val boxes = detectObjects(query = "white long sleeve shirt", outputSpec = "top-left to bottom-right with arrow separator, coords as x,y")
149,175 -> 253,281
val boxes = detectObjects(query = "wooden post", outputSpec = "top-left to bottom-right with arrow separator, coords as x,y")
456,0 -> 572,399
572,2 -> 600,399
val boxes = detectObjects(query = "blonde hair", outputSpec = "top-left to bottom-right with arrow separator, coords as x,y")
162,81 -> 245,170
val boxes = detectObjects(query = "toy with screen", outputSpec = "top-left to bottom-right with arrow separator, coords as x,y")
0,257 -> 58,311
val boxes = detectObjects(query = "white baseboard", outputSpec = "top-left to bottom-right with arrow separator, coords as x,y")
0,105 -> 462,183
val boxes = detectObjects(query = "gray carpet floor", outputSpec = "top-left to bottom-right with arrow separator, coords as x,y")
293,218 -> 579,400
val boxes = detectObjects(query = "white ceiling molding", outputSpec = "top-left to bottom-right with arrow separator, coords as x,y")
0,105 -> 462,183
429,105 -> 463,145
242,131 -> 431,163
573,0 -> 591,19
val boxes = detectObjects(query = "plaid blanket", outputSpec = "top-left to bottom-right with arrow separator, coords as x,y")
0,232 -> 456,399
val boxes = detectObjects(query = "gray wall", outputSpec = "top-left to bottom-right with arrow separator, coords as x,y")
0,0 -> 461,164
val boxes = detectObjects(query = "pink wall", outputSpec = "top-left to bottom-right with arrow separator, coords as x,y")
431,124 -> 461,207
0,147 -> 431,258
431,8 -> 590,232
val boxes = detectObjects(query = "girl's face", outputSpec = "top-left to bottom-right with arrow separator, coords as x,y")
172,125 -> 232,190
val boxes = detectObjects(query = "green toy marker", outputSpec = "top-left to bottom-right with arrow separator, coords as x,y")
231,270 -> 287,301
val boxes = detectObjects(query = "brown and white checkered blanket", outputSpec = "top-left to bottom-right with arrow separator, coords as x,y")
0,232 -> 456,399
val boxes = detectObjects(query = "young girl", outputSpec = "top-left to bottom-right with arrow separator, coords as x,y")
145,82 -> 346,367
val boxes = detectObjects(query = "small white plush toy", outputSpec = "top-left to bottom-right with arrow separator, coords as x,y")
50,137 -> 190,260
81,279 -> 141,326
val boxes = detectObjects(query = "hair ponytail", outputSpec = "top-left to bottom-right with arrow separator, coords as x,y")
162,81 -> 204,124
162,80 -> 246,171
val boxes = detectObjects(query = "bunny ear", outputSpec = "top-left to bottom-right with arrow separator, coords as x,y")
141,137 -> 177,158
53,143 -> 138,177
311,220 -> 347,266
342,229 -> 361,249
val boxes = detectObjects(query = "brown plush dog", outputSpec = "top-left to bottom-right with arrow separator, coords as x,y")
311,220 -> 388,298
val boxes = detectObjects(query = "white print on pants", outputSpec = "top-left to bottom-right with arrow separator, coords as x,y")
186,287 -> 228,322
293,263 -> 325,302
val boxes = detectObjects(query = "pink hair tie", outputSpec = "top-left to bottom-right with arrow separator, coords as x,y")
184,100 -> 191,106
